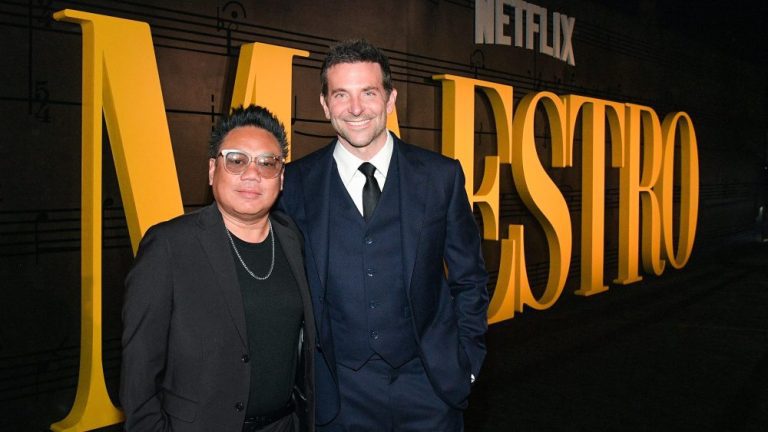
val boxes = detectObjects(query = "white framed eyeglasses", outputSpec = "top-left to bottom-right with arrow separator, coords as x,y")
217,150 -> 285,178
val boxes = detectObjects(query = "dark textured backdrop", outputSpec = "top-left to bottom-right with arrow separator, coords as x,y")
1,0 -> 766,430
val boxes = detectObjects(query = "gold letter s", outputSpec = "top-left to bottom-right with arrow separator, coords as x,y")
497,91 -> 573,322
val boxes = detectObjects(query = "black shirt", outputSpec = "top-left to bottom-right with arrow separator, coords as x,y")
229,227 -> 303,417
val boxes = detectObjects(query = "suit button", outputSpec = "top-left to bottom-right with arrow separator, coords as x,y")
316,343 -> 323,353
241,354 -> 250,363
366,268 -> 375,277
235,402 -> 244,411
370,330 -> 379,340
365,237 -> 373,245
369,301 -> 377,309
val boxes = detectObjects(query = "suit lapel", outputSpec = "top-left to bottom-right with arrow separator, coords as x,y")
271,216 -> 310,303
395,139 -> 428,294
300,145 -> 335,297
196,204 -> 248,349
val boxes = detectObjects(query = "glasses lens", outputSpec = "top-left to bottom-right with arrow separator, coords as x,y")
256,155 -> 284,178
224,151 -> 249,174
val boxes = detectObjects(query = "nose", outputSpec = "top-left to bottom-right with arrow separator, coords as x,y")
240,160 -> 262,182
348,94 -> 363,116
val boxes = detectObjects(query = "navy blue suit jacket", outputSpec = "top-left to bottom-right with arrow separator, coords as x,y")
279,135 -> 488,425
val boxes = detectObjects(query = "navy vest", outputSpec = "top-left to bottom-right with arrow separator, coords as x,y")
326,156 -> 418,369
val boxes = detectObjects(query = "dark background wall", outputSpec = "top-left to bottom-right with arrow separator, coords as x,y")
1,0 -> 766,430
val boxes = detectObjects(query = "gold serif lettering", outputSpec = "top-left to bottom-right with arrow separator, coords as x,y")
54,10 -> 700,430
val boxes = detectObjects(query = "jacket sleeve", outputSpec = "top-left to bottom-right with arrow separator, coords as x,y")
120,227 -> 173,431
443,159 -> 490,379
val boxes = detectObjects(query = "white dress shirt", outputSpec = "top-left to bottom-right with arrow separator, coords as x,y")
332,132 -> 394,217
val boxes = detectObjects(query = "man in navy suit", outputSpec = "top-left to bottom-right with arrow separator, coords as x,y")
279,40 -> 489,431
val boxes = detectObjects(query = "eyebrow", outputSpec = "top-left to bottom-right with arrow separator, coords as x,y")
329,85 -> 381,94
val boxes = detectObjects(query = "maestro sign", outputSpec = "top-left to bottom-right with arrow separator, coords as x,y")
49,9 -> 697,432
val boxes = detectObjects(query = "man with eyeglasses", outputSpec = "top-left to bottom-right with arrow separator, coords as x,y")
121,105 -> 315,432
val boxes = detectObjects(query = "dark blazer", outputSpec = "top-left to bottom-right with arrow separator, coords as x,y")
120,203 -> 315,432
279,136 -> 489,425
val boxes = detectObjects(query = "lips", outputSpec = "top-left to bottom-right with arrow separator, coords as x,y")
345,118 -> 372,128
236,189 -> 262,198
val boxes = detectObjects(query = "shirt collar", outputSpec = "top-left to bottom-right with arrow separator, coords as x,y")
333,132 -> 394,185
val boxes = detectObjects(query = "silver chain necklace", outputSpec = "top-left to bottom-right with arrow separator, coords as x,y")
225,221 -> 275,280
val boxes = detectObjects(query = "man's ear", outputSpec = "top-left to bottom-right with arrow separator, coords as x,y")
208,158 -> 216,185
386,88 -> 398,114
320,93 -> 331,119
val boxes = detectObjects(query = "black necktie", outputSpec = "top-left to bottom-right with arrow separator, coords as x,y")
358,162 -> 381,221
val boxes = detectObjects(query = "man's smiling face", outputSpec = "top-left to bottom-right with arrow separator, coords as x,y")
320,61 -> 397,158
